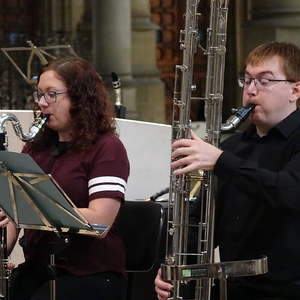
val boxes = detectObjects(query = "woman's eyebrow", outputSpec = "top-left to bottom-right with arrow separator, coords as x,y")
37,86 -> 64,92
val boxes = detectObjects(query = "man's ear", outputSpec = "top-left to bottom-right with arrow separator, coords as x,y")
291,81 -> 300,103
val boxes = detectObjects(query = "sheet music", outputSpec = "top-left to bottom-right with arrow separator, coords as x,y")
0,151 -> 108,236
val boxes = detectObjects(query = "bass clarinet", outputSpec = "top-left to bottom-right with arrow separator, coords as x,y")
161,1 -> 268,300
0,112 -> 48,300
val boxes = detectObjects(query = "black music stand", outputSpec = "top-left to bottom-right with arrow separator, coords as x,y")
0,151 -> 109,300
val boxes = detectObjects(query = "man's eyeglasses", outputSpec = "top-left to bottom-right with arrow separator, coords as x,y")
238,77 -> 294,90
33,91 -> 68,104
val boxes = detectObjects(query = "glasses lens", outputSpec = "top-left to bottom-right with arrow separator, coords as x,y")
257,78 -> 270,86
238,78 -> 245,88
46,92 -> 57,103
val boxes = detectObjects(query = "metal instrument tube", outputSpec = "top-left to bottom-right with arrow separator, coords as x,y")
111,72 -> 126,119
200,2 -> 229,299
221,104 -> 255,132
161,2 -> 267,300
0,113 -> 48,143
163,0 -> 202,299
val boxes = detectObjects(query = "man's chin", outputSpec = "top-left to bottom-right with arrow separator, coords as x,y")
251,116 -> 266,128
249,110 -> 262,121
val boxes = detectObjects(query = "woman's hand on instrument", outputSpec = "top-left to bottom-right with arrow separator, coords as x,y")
171,131 -> 223,175
0,209 -> 9,227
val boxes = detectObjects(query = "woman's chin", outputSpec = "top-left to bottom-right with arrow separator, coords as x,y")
46,122 -> 58,131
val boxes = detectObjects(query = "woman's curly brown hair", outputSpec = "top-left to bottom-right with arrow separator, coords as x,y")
29,56 -> 116,152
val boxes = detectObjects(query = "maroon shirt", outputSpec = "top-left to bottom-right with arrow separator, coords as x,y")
22,133 -> 130,276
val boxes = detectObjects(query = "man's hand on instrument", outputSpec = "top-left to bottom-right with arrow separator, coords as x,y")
171,131 -> 223,175
155,269 -> 173,300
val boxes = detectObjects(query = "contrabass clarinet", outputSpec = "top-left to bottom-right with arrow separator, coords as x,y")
161,1 -> 268,300
0,112 -> 48,300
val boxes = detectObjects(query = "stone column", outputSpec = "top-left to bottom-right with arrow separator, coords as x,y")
242,0 -> 300,59
131,0 -> 166,123
39,0 -> 83,44
91,0 -> 137,120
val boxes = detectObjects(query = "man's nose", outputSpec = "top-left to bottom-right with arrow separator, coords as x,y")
246,79 -> 259,95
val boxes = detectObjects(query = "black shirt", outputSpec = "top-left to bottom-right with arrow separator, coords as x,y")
214,109 -> 300,285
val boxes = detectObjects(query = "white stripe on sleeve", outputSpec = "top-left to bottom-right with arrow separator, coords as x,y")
89,184 -> 125,196
88,176 -> 126,188
88,176 -> 126,196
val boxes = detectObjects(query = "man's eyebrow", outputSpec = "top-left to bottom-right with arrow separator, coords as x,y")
244,70 -> 275,77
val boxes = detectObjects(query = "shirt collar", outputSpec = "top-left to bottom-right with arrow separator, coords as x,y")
274,109 -> 300,138
243,109 -> 300,139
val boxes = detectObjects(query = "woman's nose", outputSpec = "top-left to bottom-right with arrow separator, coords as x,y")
37,96 -> 49,107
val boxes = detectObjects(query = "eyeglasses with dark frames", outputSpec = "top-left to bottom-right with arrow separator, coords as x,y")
33,90 -> 68,104
238,77 -> 294,89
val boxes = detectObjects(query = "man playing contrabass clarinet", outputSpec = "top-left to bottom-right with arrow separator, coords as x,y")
156,41 -> 300,300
